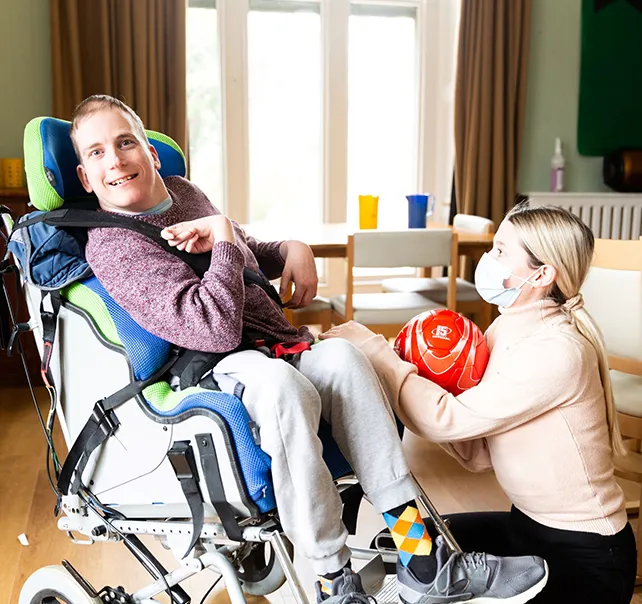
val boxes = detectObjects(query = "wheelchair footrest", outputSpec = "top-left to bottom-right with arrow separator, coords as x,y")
358,555 -> 398,604
373,575 -> 398,604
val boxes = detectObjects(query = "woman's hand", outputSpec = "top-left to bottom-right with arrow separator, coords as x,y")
320,321 -> 377,348
279,240 -> 318,308
161,215 -> 236,254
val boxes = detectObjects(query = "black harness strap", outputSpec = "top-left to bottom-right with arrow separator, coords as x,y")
14,209 -> 284,308
196,433 -> 244,542
57,350 -> 182,495
167,440 -> 206,558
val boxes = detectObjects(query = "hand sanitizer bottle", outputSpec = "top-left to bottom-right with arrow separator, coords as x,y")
550,138 -> 565,192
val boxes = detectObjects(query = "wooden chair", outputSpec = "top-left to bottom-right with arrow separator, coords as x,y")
581,237 -> 642,579
381,214 -> 494,331
330,229 -> 458,339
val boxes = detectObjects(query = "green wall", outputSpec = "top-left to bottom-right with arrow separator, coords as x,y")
0,0 -> 52,159
519,0 -> 607,193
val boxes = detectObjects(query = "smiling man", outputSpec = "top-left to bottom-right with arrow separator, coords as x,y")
73,101 -> 168,214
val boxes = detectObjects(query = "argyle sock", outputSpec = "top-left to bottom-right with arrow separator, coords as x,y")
383,501 -> 437,583
318,560 -> 352,595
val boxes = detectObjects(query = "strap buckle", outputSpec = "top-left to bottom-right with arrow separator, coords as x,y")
271,341 -> 312,360
168,441 -> 199,480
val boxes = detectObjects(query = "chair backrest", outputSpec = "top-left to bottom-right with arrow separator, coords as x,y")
344,229 -> 459,316
581,238 -> 642,366
351,229 -> 454,268
453,214 -> 495,234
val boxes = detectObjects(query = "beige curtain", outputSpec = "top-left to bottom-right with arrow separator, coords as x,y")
454,0 -> 532,227
50,0 -> 187,153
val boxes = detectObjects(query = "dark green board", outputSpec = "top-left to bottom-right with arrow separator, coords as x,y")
578,0 -> 642,156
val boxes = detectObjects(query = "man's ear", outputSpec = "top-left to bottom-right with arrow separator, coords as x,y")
149,145 -> 161,170
76,164 -> 93,193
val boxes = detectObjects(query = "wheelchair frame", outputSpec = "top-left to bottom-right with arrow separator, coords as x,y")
2,209 -> 460,604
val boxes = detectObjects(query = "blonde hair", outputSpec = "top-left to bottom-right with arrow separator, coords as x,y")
70,94 -> 148,161
506,202 -> 626,458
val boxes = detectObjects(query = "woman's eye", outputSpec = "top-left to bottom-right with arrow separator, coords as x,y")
121,139 -> 135,148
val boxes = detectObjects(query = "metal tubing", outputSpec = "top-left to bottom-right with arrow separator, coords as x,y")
413,476 -> 462,553
199,552 -> 247,604
131,564 -> 199,602
268,532 -> 309,604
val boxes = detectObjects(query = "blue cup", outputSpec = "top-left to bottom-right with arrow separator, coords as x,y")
406,194 -> 436,228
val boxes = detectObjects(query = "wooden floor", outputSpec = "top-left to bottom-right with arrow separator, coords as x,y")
2,386 -> 640,603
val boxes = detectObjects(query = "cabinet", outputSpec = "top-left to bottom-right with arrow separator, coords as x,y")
1,188 -> 41,387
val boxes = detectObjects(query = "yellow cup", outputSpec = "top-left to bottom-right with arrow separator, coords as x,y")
358,195 -> 379,229
2,158 -> 25,188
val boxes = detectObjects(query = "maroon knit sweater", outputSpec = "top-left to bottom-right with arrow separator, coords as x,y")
85,176 -> 313,352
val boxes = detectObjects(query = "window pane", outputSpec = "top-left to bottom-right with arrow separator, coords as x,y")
347,7 -> 418,232
187,6 -> 224,209
248,5 -> 322,226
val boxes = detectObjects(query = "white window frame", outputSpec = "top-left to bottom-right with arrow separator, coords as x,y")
190,0 -> 459,293
213,0 -> 458,225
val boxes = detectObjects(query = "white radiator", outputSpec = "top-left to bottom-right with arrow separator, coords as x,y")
526,192 -> 642,240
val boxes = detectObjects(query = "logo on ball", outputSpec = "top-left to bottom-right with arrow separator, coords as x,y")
431,325 -> 452,340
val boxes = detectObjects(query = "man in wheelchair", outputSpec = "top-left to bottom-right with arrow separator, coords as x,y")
10,94 -> 547,604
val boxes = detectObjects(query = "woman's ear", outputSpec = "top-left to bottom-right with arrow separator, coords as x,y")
535,264 -> 557,289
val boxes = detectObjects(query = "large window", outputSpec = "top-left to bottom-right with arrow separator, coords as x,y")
347,5 -> 418,231
187,3 -> 224,209
187,0 -> 460,291
248,2 -> 322,225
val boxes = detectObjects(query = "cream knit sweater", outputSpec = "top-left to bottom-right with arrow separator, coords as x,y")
360,300 -> 627,536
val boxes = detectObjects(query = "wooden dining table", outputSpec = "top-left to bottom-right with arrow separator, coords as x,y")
243,222 -> 495,261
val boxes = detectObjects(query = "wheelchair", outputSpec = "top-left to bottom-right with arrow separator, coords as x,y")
1,117 -> 459,604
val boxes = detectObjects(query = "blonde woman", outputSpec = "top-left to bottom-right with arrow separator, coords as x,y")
322,203 -> 636,604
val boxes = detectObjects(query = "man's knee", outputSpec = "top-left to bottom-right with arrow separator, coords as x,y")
313,338 -> 373,376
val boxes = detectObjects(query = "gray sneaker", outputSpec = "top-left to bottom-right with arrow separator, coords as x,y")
397,536 -> 548,604
315,569 -> 377,604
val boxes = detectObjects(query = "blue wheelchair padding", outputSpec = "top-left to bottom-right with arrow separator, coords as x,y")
24,117 -> 186,212
8,215 -> 94,291
72,277 -> 353,513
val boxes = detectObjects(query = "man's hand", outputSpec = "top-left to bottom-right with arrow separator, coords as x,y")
279,240 -> 318,308
161,215 -> 236,254
319,321 -> 377,348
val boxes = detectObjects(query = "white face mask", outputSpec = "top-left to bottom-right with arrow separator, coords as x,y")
474,252 -> 540,308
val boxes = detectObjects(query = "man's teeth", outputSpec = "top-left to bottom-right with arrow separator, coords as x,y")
110,175 -> 136,186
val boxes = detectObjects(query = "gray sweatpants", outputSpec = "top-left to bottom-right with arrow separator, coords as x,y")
214,338 -> 418,574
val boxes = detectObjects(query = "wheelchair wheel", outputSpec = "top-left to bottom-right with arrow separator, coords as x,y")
19,565 -> 102,604
237,537 -> 294,596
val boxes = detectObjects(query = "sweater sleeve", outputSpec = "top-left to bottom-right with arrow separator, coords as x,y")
238,226 -> 286,280
440,440 -> 493,473
86,228 -> 246,352
359,332 -> 588,443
